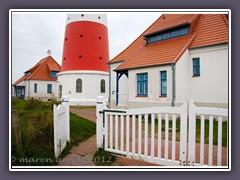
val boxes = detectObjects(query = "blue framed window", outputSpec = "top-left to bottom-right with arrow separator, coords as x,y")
193,58 -> 200,76
146,25 -> 189,44
34,83 -> 37,93
179,27 -> 189,35
171,30 -> 179,37
161,71 -> 167,96
47,84 -> 52,93
50,71 -> 58,78
147,37 -> 155,44
137,73 -> 148,96
163,32 -> 170,39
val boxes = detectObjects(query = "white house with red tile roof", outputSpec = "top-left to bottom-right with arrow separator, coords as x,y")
108,14 -> 229,108
12,56 -> 61,101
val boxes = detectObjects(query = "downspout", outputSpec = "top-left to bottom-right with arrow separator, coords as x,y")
108,64 -> 111,107
171,63 -> 176,107
28,80 -> 30,99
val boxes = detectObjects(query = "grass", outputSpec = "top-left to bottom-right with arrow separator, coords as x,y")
70,106 -> 96,110
147,118 -> 228,147
60,112 -> 96,158
11,97 -> 96,166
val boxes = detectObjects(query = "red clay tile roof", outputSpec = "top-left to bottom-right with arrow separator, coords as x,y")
13,56 -> 61,86
145,14 -> 197,36
110,14 -> 228,71
190,14 -> 228,48
116,35 -> 195,70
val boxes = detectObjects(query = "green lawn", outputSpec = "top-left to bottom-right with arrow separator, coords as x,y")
11,98 -> 96,166
148,118 -> 228,147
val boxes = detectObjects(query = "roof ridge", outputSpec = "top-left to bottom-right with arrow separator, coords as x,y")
26,56 -> 50,80
189,14 -> 199,23
173,35 -> 196,63
221,14 -> 228,27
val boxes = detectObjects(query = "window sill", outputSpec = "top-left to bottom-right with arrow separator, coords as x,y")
192,75 -> 200,77
136,95 -> 148,97
159,95 -> 167,98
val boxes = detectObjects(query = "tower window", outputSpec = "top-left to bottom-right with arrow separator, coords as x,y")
79,55 -> 82,58
99,57 -> 102,60
99,36 -> 101,40
100,79 -> 105,93
80,35 -> 83,38
65,37 -> 68,41
76,79 -> 82,93
81,14 -> 84,17
58,85 -> 62,99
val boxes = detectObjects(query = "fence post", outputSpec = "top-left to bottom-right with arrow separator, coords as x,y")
96,96 -> 107,148
179,100 -> 188,166
188,98 -> 196,166
62,96 -> 70,142
12,110 -> 23,155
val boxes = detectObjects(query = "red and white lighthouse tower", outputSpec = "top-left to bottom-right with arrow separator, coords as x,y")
57,14 -> 109,105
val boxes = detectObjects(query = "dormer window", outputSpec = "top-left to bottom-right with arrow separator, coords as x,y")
50,71 -> 59,78
24,71 -> 31,76
145,25 -> 189,44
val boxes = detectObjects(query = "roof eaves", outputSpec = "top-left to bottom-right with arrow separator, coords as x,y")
189,14 -> 199,23
115,62 -> 173,72
107,59 -> 125,65
189,41 -> 228,50
12,75 -> 27,86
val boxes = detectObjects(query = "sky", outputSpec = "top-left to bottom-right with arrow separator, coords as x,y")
11,11 -> 161,83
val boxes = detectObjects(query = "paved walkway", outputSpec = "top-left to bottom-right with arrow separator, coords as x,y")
59,107 -> 227,166
59,107 -> 156,166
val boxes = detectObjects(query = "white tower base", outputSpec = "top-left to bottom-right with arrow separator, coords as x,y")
57,70 -> 109,106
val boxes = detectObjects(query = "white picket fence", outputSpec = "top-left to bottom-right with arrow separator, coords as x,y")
96,96 -> 228,166
188,99 -> 228,166
54,96 -> 70,158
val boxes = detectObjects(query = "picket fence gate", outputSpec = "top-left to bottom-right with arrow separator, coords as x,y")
96,96 -> 228,166
53,96 -> 70,158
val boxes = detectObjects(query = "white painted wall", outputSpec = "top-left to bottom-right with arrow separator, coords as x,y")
57,70 -> 109,106
128,65 -> 172,108
66,14 -> 108,27
109,44 -> 228,108
28,80 -> 58,100
175,50 -> 190,105
189,44 -> 228,107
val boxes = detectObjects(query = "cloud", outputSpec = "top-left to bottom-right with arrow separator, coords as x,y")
11,11 -> 160,83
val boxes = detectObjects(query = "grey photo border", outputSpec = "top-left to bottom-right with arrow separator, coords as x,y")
9,9 -> 231,171
1,0 -> 239,178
